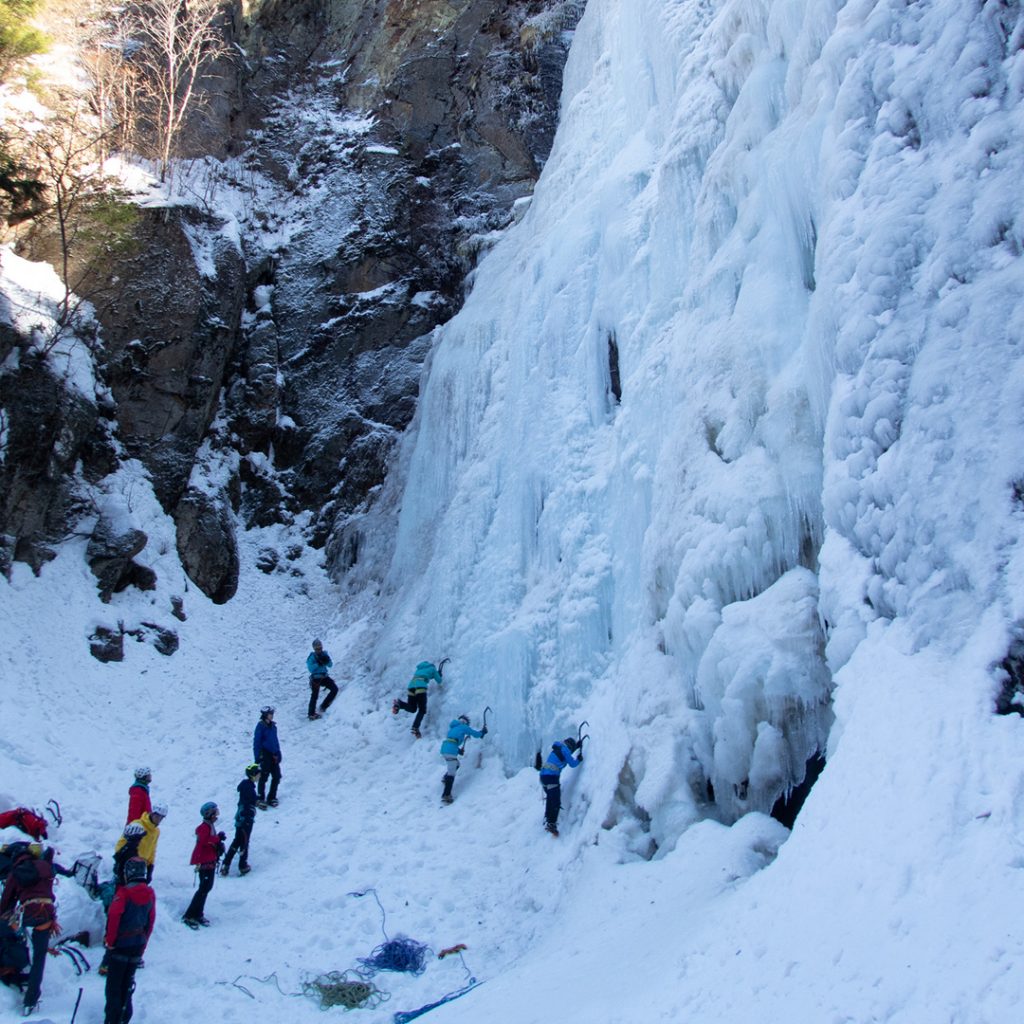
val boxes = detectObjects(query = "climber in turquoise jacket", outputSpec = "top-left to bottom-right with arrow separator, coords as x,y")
439,715 -> 486,804
392,660 -> 444,738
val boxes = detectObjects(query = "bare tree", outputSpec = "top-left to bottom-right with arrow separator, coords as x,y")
19,102 -> 134,344
126,0 -> 231,180
81,9 -> 142,161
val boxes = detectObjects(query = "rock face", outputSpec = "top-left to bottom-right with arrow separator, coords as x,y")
220,0 -> 583,547
2,0 -> 582,596
85,517 -> 156,603
0,350 -> 113,573
174,489 -> 240,604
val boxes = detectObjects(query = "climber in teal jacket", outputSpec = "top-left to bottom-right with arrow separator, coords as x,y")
392,660 -> 443,738
439,715 -> 487,804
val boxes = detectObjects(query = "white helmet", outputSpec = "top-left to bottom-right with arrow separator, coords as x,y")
150,802 -> 168,819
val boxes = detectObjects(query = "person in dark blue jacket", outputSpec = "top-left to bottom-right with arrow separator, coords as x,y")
539,737 -> 582,835
439,715 -> 487,803
306,639 -> 338,720
253,706 -> 282,808
392,660 -> 443,738
221,763 -> 260,875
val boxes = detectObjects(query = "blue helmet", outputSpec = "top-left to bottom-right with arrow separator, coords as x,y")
200,802 -> 218,821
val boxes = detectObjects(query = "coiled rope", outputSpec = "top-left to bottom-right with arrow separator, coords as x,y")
356,936 -> 430,977
302,970 -> 388,1011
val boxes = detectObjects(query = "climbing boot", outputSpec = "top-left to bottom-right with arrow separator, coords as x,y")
391,699 -> 400,715
442,776 -> 455,804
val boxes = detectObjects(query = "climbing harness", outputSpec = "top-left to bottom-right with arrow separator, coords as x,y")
303,970 -> 388,1011
437,944 -> 467,960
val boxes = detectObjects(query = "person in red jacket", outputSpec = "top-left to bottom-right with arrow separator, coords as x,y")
181,803 -> 224,929
125,768 -> 152,825
103,857 -> 155,1024
0,844 -> 70,1015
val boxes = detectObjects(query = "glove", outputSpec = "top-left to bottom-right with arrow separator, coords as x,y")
577,754 -> 584,764
217,832 -> 226,841
481,727 -> 488,736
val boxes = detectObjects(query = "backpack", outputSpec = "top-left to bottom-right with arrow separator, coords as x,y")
11,853 -> 41,887
0,842 -> 31,882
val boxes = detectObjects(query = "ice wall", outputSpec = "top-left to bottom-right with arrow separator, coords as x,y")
351,0 -> 1024,850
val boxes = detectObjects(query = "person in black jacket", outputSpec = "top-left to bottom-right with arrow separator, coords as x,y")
221,764 -> 260,876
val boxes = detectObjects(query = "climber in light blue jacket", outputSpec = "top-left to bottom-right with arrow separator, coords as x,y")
391,660 -> 444,738
439,715 -> 487,804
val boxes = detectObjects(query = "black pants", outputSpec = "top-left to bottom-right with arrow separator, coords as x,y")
222,825 -> 251,871
396,691 -> 428,731
183,867 -> 215,922
23,925 -> 49,1008
104,953 -> 140,1024
258,755 -> 281,801
541,777 -> 561,826
308,675 -> 338,715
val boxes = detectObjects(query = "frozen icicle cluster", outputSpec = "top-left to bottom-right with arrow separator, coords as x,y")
346,0 -> 1024,852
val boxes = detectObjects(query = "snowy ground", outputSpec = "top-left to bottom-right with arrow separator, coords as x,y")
4,522 -> 1024,1024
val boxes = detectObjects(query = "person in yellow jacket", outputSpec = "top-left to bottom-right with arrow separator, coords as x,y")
114,804 -> 166,883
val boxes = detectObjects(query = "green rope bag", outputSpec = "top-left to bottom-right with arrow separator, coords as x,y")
301,970 -> 389,1011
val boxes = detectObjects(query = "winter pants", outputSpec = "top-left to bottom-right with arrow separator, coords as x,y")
540,777 -> 562,827
442,754 -> 461,779
308,675 -> 339,716
104,953 -> 141,1024
222,825 -> 252,872
183,867 -> 216,923
397,691 -> 428,732
23,925 -> 49,1009
258,755 -> 281,802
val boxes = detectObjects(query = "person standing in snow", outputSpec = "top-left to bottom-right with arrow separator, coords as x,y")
0,844 -> 70,1015
103,857 -> 155,1024
126,767 -> 152,824
114,804 -> 166,883
182,803 -> 224,929
439,715 -> 487,804
392,660 -> 444,738
253,706 -> 282,808
538,737 -> 583,836
306,638 -> 339,720
220,764 -> 260,876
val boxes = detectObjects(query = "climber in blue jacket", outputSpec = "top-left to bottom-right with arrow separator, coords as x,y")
439,715 -> 487,803
253,706 -> 282,808
305,638 -> 338,720
392,660 -> 444,738
539,737 -> 582,835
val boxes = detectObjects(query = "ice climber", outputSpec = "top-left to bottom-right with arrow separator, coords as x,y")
126,767 -> 152,824
0,844 -> 70,1015
306,638 -> 339,720
439,715 -> 487,803
221,763 -> 260,876
115,804 -> 166,883
254,706 -> 282,808
103,856 -> 155,1024
392,660 -> 444,738
539,737 -> 583,836
182,802 -> 225,929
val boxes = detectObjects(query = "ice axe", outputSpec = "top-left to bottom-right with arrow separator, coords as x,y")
438,656 -> 451,678
576,721 -> 589,752
46,799 -> 62,827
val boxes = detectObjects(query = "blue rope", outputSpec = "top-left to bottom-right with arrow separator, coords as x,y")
347,887 -> 390,940
392,981 -> 481,1023
356,936 -> 430,977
